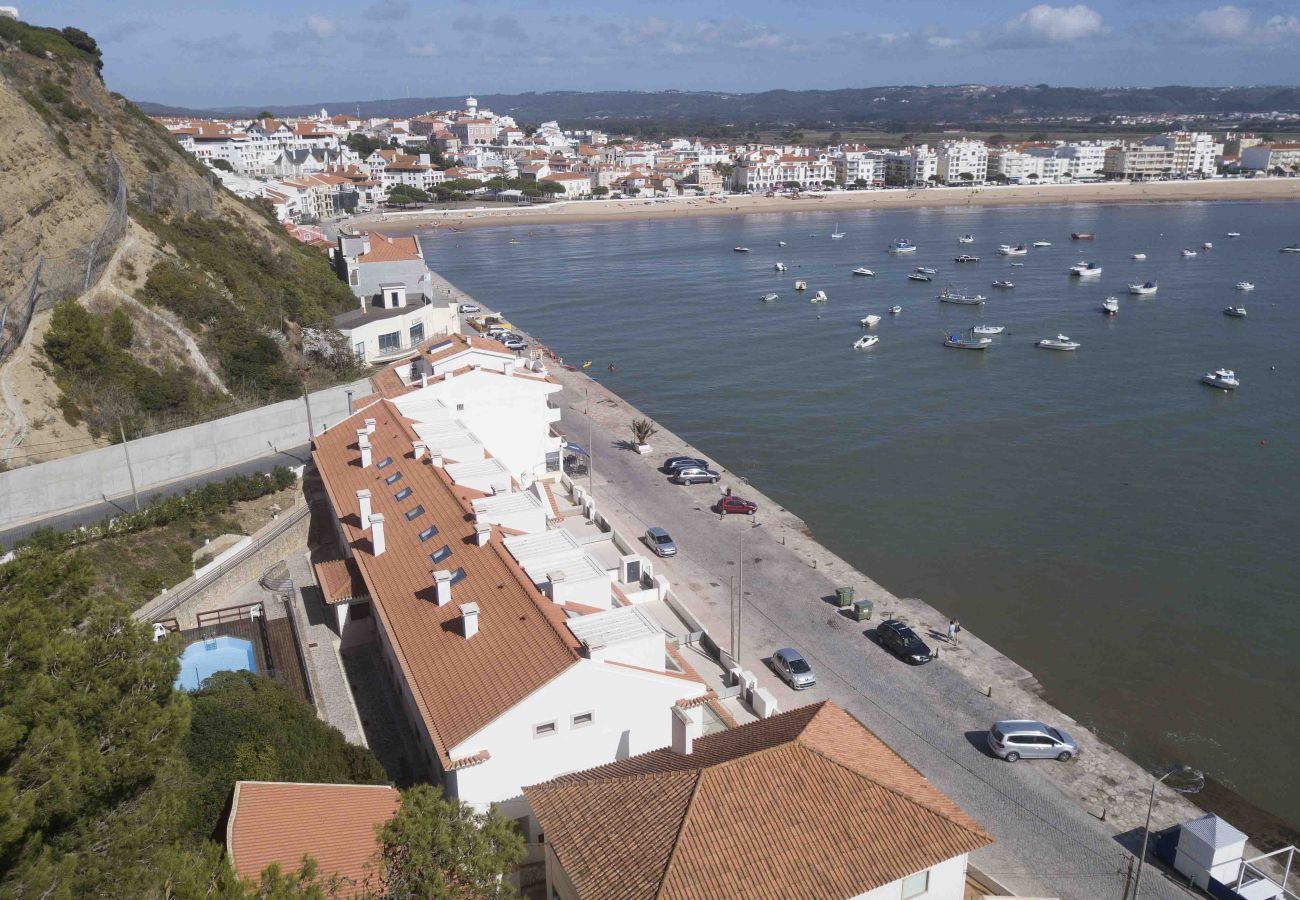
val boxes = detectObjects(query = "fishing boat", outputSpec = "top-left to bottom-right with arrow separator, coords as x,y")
992,280 -> 1015,289
1032,240 -> 1052,247
810,290 -> 828,303
958,234 -> 975,244
831,223 -> 846,239
889,238 -> 918,254
937,287 -> 986,305
1036,334 -> 1081,351
908,272 -> 932,282
888,305 -> 902,314
1128,281 -> 1158,295
944,333 -> 992,350
1235,281 -> 1255,291
1069,261 -> 1103,277
853,335 -> 880,349
1223,306 -> 1247,318
1227,232 -> 1241,238
1071,232 -> 1095,240
1132,253 -> 1147,260
852,267 -> 875,276
1202,368 -> 1239,390
954,254 -> 980,263
1181,248 -> 1198,258
859,314 -> 882,327
734,246 -> 750,253
915,266 -> 938,275
997,244 -> 1028,256
1203,242 -> 1214,250
794,280 -> 808,291
1102,296 -> 1120,316
774,262 -> 787,271
1282,245 -> 1300,253
778,241 -> 787,246
760,293 -> 779,302
971,324 -> 1004,335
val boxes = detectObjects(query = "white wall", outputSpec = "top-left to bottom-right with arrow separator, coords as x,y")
851,853 -> 969,900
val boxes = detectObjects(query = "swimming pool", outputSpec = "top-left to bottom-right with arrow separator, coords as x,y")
174,636 -> 257,691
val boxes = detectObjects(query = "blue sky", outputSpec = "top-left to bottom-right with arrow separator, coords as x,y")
21,0 -> 1300,108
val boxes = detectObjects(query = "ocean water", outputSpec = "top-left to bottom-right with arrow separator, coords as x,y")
418,200 -> 1300,826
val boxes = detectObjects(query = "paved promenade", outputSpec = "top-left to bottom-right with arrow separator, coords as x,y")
550,364 -> 1200,900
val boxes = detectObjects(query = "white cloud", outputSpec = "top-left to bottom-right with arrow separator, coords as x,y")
1190,5 -> 1252,40
1180,6 -> 1300,44
1008,4 -> 1105,42
1264,15 -> 1300,38
305,15 -> 337,39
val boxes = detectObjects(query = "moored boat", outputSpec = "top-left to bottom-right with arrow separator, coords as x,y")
937,287 -> 986,305
1071,232 -> 1095,240
1032,240 -> 1052,247
1036,334 -> 1081,351
954,254 -> 980,263
1181,248 -> 1198,258
944,333 -> 992,350
908,272 -> 932,282
853,334 -> 880,349
992,280 -> 1014,289
958,234 -> 975,244
760,293 -> 779,302
859,314 -> 882,327
1132,252 -> 1147,260
971,324 -> 1004,335
810,290 -> 828,303
794,279 -> 808,291
1128,281 -> 1158,295
1203,242 -> 1213,250
1282,245 -> 1300,253
1223,306 -> 1247,318
852,267 -> 875,276
997,244 -> 1028,256
1102,296 -> 1120,316
734,246 -> 750,252
775,262 -> 787,271
1227,232 -> 1241,238
888,305 -> 902,314
1235,281 -> 1254,291
915,266 -> 938,275
1069,261 -> 1103,277
889,238 -> 918,253
1202,368 -> 1239,389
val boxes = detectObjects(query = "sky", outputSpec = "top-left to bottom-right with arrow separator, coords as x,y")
20,0 -> 1300,108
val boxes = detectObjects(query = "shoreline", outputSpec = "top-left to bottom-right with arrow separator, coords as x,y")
356,178 -> 1300,234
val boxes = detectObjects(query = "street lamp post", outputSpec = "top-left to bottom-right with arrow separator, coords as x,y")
1133,765 -> 1204,899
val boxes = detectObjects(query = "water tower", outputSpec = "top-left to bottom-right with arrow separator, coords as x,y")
465,96 -> 478,116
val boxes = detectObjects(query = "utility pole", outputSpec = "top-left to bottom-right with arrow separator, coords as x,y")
585,387 -> 593,505
119,420 -> 140,512
302,382 -> 316,443
735,527 -> 743,664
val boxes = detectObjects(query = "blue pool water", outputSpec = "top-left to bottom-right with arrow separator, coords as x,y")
174,636 -> 256,691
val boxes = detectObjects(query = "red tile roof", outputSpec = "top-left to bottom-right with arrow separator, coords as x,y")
524,701 -> 993,900
314,557 -> 369,605
226,781 -> 398,897
358,233 -> 422,264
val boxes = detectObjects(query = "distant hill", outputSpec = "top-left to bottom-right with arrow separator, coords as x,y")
137,85 -> 1300,126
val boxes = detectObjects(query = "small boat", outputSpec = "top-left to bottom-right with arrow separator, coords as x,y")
831,223 -> 846,239
852,267 -> 875,276
1181,248 -> 1198,258
778,240 -> 787,246
760,293 -> 779,302
734,247 -> 750,253
853,334 -> 880,349
1202,368 -> 1239,390
954,254 -> 980,263
1128,281 -> 1158,296
1227,232 -> 1241,238
1282,245 -> 1300,253
958,234 -> 975,244
1010,262 -> 1026,267
859,314 -> 882,327
908,272 -> 932,282
1223,306 -> 1247,318
1036,334 -> 1080,351
937,287 -> 986,305
810,290 -> 828,303
1102,296 -> 1120,316
971,324 -> 1004,335
775,262 -> 787,271
992,280 -> 1014,289
888,305 -> 902,315
1235,281 -> 1255,291
1132,253 -> 1147,260
1032,240 -> 1052,247
1203,242 -> 1213,250
997,244 -> 1028,256
1071,232 -> 1095,240
944,333 -> 992,350
794,280 -> 808,291
1069,261 -> 1103,277
889,238 -> 918,254
915,266 -> 938,275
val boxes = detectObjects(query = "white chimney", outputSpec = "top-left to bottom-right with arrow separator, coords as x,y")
370,513 -> 386,556
430,451 -> 444,468
412,441 -> 426,461
460,602 -> 480,638
364,417 -> 377,435
420,373 -> 429,388
357,489 -> 372,529
474,523 -> 491,546
671,704 -> 703,755
504,360 -> 516,377
358,431 -> 372,468
434,569 -> 453,606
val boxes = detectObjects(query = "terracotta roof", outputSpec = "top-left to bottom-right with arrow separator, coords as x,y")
423,332 -> 514,367
314,557 -> 370,605
226,781 -> 398,896
358,233 -> 422,264
311,400 -> 581,762
524,701 -> 992,900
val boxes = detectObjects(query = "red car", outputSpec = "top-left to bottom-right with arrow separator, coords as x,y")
718,496 -> 757,515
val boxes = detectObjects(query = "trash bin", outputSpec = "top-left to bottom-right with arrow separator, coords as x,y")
852,598 -> 874,622
835,586 -> 855,608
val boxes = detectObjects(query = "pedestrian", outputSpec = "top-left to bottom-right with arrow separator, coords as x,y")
948,619 -> 959,646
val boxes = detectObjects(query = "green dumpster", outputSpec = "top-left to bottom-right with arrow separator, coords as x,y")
835,586 -> 855,608
852,598 -> 874,622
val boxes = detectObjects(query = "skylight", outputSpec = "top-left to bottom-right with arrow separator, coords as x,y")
384,471 -> 403,485
404,505 -> 425,521
418,525 -> 439,542
376,456 -> 394,469
394,486 -> 413,501
449,567 -> 467,585
429,545 -> 452,564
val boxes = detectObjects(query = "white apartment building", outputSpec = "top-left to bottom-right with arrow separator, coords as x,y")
539,172 -> 593,198
990,148 -> 1065,183
1240,143 -> 1300,172
937,140 -> 989,185
1104,145 -> 1176,180
732,151 -> 836,191
832,145 -> 886,186
1052,142 -> 1111,181
883,146 -> 938,185
1143,132 -> 1221,177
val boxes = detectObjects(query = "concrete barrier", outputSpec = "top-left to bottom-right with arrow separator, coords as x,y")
0,379 -> 369,530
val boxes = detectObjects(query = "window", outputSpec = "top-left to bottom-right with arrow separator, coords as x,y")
384,471 -> 402,485
378,331 -> 401,352
449,567 -> 467,585
901,870 -> 929,899
394,486 -> 413,501
404,504 -> 425,521
354,342 -> 366,362
409,321 -> 425,345
545,450 -> 561,473
418,525 -> 439,542
375,456 -> 394,470
571,711 -> 594,729
533,721 -> 557,739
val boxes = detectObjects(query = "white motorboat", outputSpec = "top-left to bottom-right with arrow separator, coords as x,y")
1010,262 -> 1026,267
794,279 -> 808,291
1223,306 -> 1247,318
853,334 -> 880,350
1069,261 -> 1103,277
1132,253 -> 1147,260
958,234 -> 975,244
760,293 -> 779,302
831,223 -> 846,239
852,267 -> 875,276
888,305 -> 902,314
1128,281 -> 1158,295
915,266 -> 939,275
734,246 -> 750,253
944,333 -> 992,350
1202,368 -> 1239,389
1227,232 -> 1241,238
778,240 -> 787,246
1033,240 -> 1052,247
810,290 -> 828,303
1036,334 -> 1081,351
1203,242 -> 1214,250
1102,296 -> 1120,316
775,262 -> 787,271
1181,248 -> 1198,258
1235,281 -> 1254,291
954,254 -> 980,263
998,244 -> 1028,256
859,314 -> 882,327
992,280 -> 1014,289
1283,245 -> 1300,253
889,238 -> 918,254
937,287 -> 986,305
908,272 -> 932,282
971,324 -> 1004,335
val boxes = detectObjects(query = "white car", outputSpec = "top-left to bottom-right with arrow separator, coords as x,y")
458,303 -> 481,313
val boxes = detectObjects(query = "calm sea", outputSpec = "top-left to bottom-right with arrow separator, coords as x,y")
418,200 -> 1300,827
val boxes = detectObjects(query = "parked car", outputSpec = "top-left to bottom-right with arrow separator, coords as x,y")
644,527 -> 677,557
771,647 -> 816,690
663,456 -> 710,472
718,496 -> 757,515
458,303 -> 481,313
501,338 -> 526,350
671,467 -> 720,485
875,619 -> 933,665
987,720 -> 1078,762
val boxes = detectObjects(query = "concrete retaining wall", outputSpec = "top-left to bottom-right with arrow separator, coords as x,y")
0,379 -> 369,530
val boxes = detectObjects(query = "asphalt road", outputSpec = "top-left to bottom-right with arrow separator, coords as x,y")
557,392 -> 1193,900
0,443 -> 312,551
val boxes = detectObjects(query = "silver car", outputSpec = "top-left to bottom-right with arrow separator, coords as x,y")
645,527 -> 677,557
772,647 -> 816,690
988,720 -> 1078,762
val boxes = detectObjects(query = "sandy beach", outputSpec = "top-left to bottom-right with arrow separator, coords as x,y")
359,177 -> 1300,234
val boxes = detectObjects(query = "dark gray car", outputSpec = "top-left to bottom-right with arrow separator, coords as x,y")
645,527 -> 677,557
670,466 -> 720,485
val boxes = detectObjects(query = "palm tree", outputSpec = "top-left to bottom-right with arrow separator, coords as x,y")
630,419 -> 658,447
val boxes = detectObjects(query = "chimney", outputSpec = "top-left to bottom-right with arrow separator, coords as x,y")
504,360 -> 517,377
420,373 -> 429,388
434,569 -> 453,606
430,451 -> 444,468
671,704 -> 703,755
370,513 -> 386,556
412,441 -> 426,461
358,430 -> 372,468
474,523 -> 491,546
364,417 -> 377,435
459,602 -> 480,639
357,489 -> 372,529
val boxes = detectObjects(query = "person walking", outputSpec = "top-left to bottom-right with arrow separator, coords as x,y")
948,619 -> 960,646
